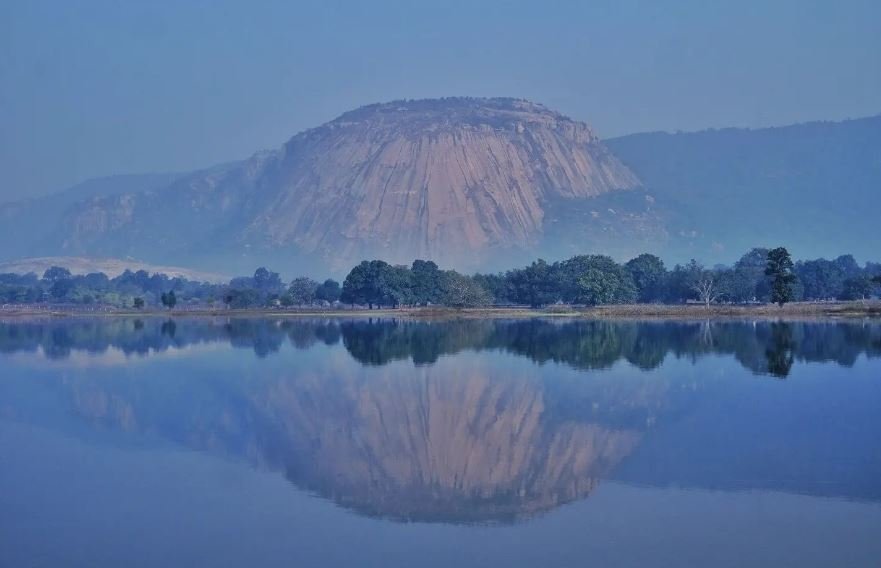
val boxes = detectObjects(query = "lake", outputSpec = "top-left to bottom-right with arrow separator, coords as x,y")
1,317 -> 880,567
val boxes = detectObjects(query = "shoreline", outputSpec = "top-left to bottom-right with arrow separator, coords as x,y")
2,301 -> 880,320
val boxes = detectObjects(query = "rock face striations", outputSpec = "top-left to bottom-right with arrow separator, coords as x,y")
48,98 -> 645,273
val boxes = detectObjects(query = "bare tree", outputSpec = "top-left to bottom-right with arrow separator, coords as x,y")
690,269 -> 724,309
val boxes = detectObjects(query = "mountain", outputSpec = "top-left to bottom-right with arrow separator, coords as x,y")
606,114 -> 881,263
2,102 -> 878,276
1,98 -> 662,275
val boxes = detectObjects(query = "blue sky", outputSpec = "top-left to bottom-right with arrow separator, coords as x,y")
1,0 -> 879,201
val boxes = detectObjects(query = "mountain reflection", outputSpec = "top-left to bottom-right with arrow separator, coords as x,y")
2,317 -> 880,523
2,317 -> 879,377
45,351 -> 666,523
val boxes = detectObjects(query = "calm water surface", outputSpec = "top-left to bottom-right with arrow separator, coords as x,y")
1,317 -> 880,567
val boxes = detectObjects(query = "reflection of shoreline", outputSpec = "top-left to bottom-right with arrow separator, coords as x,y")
3,300 -> 881,318
2,318 -> 879,378
3,342 -> 226,368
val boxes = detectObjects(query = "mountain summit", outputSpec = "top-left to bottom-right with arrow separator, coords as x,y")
38,98 -> 649,273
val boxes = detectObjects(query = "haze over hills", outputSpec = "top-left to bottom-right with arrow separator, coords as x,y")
1,100 -> 878,277
0,257 -> 227,284
606,114 -> 881,263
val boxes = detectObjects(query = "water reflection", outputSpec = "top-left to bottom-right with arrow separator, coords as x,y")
2,317 -> 880,524
2,317 -> 879,377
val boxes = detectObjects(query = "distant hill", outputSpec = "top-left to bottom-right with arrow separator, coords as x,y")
0,172 -> 179,259
0,256 -> 228,283
606,115 -> 881,263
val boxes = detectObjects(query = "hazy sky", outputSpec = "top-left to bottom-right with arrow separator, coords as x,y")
1,0 -> 879,202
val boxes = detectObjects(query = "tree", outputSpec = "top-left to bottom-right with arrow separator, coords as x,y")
796,258 -> 846,300
506,259 -> 558,307
574,256 -> 637,305
252,267 -> 284,293
160,290 -> 177,309
314,279 -> 341,303
765,247 -> 796,306
42,266 -> 72,282
224,288 -> 261,308
49,278 -> 75,301
287,277 -> 319,306
133,297 -> 145,309
730,248 -> 771,302
341,260 -> 411,308
840,276 -> 874,300
385,265 -> 415,307
472,273 -> 507,304
441,271 -> 492,307
410,260 -> 442,305
341,261 -> 373,307
625,254 -> 667,302
686,261 -> 725,309
663,263 -> 695,303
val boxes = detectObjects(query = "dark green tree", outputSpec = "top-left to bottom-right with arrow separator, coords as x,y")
160,290 -> 177,309
765,247 -> 796,306
506,259 -> 558,307
133,297 -> 145,309
286,277 -> 319,306
341,260 -> 412,308
410,260 -> 442,305
840,276 -> 874,300
471,273 -> 507,304
314,279 -> 341,303
252,267 -> 284,293
42,266 -> 72,282
387,265 -> 415,307
625,253 -> 667,302
341,261 -> 373,307
795,258 -> 846,300
730,248 -> 771,302
49,278 -> 75,300
574,256 -> 637,305
224,288 -> 261,308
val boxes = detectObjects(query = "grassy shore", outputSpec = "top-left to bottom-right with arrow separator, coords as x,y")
2,301 -> 881,320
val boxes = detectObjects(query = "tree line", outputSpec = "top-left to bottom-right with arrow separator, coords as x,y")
0,247 -> 879,309
340,248 -> 880,308
0,266 -> 341,309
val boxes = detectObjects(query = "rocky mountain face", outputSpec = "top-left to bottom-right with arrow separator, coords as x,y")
20,98 -> 655,274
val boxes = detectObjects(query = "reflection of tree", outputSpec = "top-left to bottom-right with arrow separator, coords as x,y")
0,318 -> 879,376
340,319 -> 494,365
160,319 -> 176,338
764,323 -> 795,378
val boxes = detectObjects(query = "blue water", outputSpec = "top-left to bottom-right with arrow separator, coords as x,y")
1,317 -> 880,567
